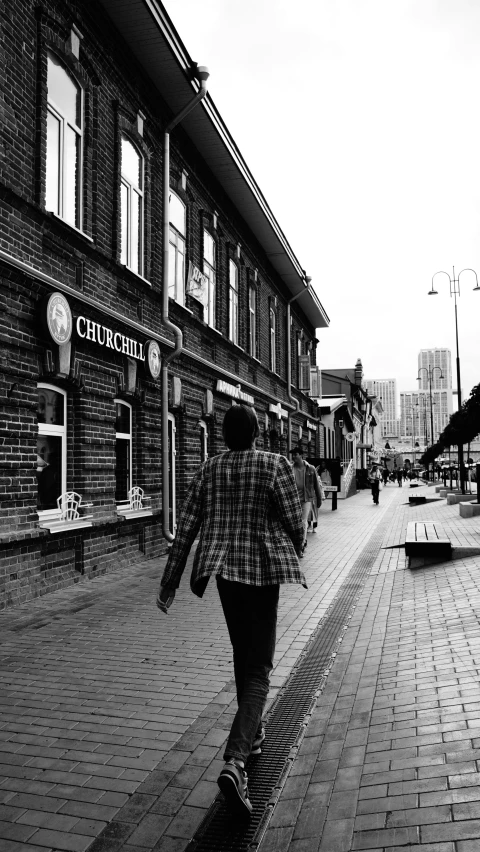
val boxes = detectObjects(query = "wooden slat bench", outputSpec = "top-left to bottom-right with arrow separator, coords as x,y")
405,521 -> 452,562
409,495 -> 426,504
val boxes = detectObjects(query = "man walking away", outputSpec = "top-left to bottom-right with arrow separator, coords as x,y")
291,447 -> 324,555
157,405 -> 305,818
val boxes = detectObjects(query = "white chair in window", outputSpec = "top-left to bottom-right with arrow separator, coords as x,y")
39,491 -> 93,533
117,486 -> 153,519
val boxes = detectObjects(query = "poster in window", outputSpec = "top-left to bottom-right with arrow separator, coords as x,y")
186,261 -> 208,306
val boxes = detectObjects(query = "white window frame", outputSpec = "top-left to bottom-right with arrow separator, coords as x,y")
198,419 -> 209,463
115,400 -> 132,503
169,191 -> 186,306
269,305 -> 276,373
46,52 -> 84,229
229,259 -> 239,345
120,136 -> 144,276
249,285 -> 257,358
168,413 -> 177,534
203,230 -> 216,328
37,384 -> 67,520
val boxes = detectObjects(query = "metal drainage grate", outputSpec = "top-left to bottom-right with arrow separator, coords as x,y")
186,518 -> 390,852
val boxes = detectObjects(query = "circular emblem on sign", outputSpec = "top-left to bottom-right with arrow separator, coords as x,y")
46,293 -> 72,345
146,340 -> 161,379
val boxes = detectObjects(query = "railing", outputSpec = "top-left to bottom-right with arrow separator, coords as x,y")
340,458 -> 355,498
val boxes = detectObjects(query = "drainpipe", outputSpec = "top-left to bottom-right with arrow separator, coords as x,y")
162,66 -> 209,542
286,276 -> 311,453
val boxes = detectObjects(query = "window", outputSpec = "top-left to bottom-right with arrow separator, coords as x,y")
37,385 -> 66,512
199,419 -> 208,463
169,192 -> 186,305
115,401 -> 132,503
229,259 -> 239,345
249,286 -> 256,358
203,230 -> 216,327
269,304 -> 276,373
120,136 -> 144,275
46,52 -> 83,228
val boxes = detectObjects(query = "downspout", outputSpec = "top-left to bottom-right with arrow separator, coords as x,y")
162,66 -> 209,542
286,276 -> 311,453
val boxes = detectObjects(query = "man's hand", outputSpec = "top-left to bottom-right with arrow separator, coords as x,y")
156,586 -> 176,614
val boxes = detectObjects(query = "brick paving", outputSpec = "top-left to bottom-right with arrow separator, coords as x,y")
1,480 -> 480,851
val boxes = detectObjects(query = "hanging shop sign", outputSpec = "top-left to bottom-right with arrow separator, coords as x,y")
186,262 -> 209,306
269,402 -> 289,419
145,340 -> 161,379
216,379 -> 254,405
45,292 -> 73,345
76,316 -> 145,361
306,420 -> 318,431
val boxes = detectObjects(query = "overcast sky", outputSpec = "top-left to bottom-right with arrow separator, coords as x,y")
163,0 -> 480,408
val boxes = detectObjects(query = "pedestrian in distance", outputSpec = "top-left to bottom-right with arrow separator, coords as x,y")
369,463 -> 382,504
382,467 -> 389,486
307,465 -> 326,533
291,447 -> 324,554
397,468 -> 403,486
157,404 -> 306,818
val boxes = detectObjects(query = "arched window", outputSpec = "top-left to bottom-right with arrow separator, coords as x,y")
269,304 -> 276,373
120,136 -> 144,275
169,192 -> 186,305
46,52 -> 83,229
37,384 -> 67,512
229,259 -> 239,345
115,400 -> 132,503
203,230 -> 216,328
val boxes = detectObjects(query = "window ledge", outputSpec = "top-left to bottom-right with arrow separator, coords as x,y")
50,213 -> 94,243
169,298 -> 193,316
119,264 -> 152,287
117,508 -> 153,520
39,515 -> 93,534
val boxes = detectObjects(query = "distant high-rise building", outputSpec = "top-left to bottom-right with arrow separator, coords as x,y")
365,378 -> 397,437
415,348 -> 453,440
418,348 -> 452,392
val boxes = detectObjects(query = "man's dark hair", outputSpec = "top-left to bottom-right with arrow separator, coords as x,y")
222,404 -> 259,450
291,446 -> 304,456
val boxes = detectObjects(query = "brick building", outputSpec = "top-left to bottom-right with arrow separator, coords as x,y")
0,0 -> 329,607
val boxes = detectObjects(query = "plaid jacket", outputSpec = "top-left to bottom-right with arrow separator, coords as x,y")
160,450 -> 306,597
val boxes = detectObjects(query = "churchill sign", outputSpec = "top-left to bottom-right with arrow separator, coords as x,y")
76,316 -> 145,361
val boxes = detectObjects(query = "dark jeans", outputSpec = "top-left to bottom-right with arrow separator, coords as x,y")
216,577 -> 279,764
371,481 -> 380,503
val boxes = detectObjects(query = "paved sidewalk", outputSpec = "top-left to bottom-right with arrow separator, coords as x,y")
260,481 -> 480,852
0,485 -> 396,852
1,480 -> 480,851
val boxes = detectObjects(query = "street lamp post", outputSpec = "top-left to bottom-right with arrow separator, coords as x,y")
417,365 -> 443,479
429,267 -> 480,494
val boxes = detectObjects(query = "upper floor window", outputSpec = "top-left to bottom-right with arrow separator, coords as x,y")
269,304 -> 276,373
115,401 -> 132,503
120,136 -> 144,276
229,259 -> 239,345
46,53 -> 83,229
169,192 -> 186,306
248,286 -> 257,358
203,230 -> 216,328
37,385 -> 67,512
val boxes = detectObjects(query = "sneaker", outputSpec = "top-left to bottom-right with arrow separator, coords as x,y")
217,759 -> 253,817
251,726 -> 265,755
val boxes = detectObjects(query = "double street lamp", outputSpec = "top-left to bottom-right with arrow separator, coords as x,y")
429,267 -> 480,493
417,365 -> 443,446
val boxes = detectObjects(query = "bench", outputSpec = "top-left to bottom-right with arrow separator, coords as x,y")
405,521 -> 452,564
409,495 -> 426,504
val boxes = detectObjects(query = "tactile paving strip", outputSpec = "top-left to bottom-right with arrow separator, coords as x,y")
186,517 -> 391,851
